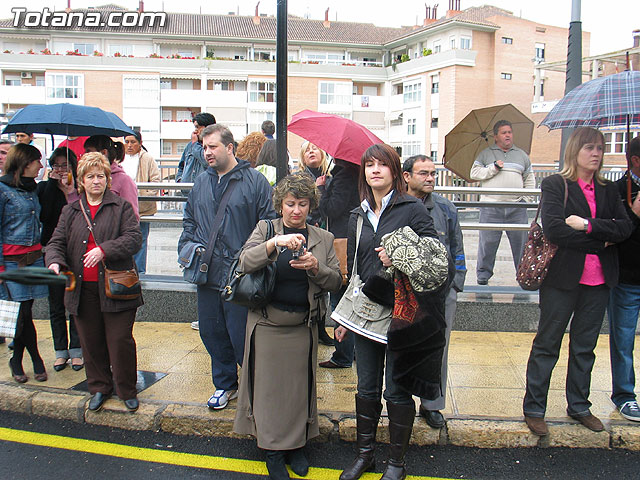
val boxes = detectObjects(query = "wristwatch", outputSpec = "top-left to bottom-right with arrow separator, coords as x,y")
583,218 -> 589,231
493,161 -> 502,170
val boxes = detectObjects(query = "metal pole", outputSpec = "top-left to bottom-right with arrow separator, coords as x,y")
559,0 -> 582,169
275,0 -> 288,182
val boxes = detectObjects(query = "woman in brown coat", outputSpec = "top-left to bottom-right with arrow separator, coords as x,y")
233,174 -> 342,480
46,152 -> 142,413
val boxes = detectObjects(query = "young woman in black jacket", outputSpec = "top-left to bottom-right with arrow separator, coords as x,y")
336,144 -> 437,480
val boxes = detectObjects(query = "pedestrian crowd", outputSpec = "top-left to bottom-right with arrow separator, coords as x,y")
1,118 -> 640,480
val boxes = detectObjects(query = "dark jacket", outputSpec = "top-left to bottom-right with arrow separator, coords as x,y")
178,160 -> 276,290
541,174 -> 633,290
36,179 -> 69,246
614,172 -> 640,285
318,162 -> 360,239
176,141 -> 206,183
44,189 -> 143,315
422,193 -> 466,292
347,192 -> 437,284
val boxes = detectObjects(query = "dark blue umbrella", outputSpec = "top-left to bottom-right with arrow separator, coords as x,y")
2,103 -> 135,137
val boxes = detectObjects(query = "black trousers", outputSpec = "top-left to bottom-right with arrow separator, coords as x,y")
523,283 -> 609,418
48,283 -> 81,355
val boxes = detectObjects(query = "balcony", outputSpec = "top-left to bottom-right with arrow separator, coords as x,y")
160,121 -> 194,139
160,89 -> 247,108
0,85 -> 46,105
352,94 -> 386,111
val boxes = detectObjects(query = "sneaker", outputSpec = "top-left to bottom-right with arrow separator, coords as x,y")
619,401 -> 640,422
207,389 -> 238,410
190,321 -> 199,331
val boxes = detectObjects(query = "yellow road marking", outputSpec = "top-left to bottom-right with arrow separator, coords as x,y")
0,426 -> 459,479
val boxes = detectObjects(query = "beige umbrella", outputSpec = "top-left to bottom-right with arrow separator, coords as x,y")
443,104 -> 534,182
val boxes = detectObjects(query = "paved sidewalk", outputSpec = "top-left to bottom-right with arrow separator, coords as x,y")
1,321 -> 640,450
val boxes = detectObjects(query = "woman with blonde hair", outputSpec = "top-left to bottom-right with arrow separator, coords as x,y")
46,152 -> 142,413
523,127 -> 633,436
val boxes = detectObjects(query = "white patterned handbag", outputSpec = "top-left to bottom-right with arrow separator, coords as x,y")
0,298 -> 20,338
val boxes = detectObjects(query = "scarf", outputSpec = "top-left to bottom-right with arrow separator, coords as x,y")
0,174 -> 37,191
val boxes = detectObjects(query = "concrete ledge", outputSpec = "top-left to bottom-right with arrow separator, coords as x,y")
31,391 -> 87,422
2,384 -> 639,450
447,419 -> 539,448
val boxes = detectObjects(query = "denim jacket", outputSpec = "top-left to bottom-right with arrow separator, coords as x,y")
0,181 -> 42,265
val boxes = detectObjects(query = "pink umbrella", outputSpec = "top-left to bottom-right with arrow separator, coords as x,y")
288,109 -> 383,165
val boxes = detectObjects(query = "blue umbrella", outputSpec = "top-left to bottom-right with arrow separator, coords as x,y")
2,103 -> 135,137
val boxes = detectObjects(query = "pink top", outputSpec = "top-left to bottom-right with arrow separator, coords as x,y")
577,178 -> 605,286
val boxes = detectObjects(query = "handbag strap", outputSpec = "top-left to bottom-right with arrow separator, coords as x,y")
350,215 -> 363,278
535,176 -> 568,223
200,179 -> 239,271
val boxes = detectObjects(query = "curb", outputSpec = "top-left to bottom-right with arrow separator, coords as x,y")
2,382 -> 640,450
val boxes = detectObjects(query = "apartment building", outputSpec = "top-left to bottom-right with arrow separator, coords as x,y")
0,2 -> 609,165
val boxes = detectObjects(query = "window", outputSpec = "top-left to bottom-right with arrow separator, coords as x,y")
160,79 -> 172,89
257,51 -> 273,61
234,54 -> 246,60
363,57 -> 378,66
123,77 -> 158,104
403,82 -> 421,103
604,131 -> 639,154
35,76 -> 45,86
327,53 -> 345,65
460,37 -> 471,50
161,141 -> 172,155
393,84 -> 403,95
535,43 -> 545,62
46,74 -> 82,99
407,118 -> 416,135
534,79 -> 545,98
161,109 -> 172,121
249,111 -> 275,134
176,142 -> 188,154
177,50 -> 193,58
431,75 -> 439,94
431,110 -> 439,128
176,110 -> 192,122
501,73 -> 512,80
319,81 -> 351,106
433,42 -> 441,54
109,44 -> 133,56
4,79 -> 20,86
213,81 -> 230,91
176,79 -> 193,90
402,141 -> 421,160
73,43 -> 95,55
502,37 -> 513,44
450,38 -> 456,49
249,81 -> 276,102
430,149 -> 438,163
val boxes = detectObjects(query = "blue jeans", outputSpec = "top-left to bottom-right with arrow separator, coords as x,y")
608,283 -> 640,407
354,334 -> 413,405
197,286 -> 248,391
329,287 -> 355,367
133,221 -> 150,274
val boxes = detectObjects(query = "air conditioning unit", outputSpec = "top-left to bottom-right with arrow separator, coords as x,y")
20,72 -> 32,79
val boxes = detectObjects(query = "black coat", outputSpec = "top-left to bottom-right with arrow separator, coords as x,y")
36,179 -> 68,246
347,192 -> 437,283
541,174 -> 633,290
318,162 -> 360,238
614,173 -> 640,285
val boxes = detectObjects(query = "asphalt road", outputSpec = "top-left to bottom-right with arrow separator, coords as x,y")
1,410 -> 640,479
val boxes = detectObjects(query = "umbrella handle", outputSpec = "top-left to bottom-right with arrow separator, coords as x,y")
62,271 -> 76,291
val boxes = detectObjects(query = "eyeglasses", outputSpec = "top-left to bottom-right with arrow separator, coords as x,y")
412,170 -> 437,178
52,164 -> 69,171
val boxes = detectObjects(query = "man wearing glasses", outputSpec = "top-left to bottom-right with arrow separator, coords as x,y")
403,155 -> 466,429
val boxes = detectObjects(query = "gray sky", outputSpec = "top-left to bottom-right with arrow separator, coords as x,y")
1,0 -> 636,56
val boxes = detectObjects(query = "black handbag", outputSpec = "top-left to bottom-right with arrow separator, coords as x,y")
222,219 -> 277,309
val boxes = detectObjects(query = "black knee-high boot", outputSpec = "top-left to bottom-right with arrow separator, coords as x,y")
340,395 -> 383,480
380,402 -> 415,480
